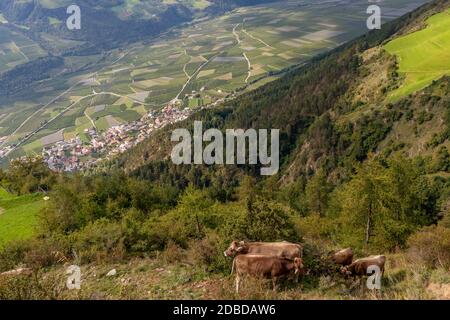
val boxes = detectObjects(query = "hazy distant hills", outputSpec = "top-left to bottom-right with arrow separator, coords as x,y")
0,0 -> 279,54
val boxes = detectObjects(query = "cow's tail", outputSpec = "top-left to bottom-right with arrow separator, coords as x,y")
230,257 -> 236,276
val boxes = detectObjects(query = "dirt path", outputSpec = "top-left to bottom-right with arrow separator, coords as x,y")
182,49 -> 192,79
242,28 -> 274,49
243,52 -> 251,83
233,22 -> 252,84
84,110 -> 97,130
232,23 -> 242,45
174,51 -> 222,102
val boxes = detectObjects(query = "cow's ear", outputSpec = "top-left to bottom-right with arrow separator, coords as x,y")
239,241 -> 245,245
237,246 -> 246,253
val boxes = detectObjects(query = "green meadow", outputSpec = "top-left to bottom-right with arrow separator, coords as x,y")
384,9 -> 450,101
0,188 -> 44,247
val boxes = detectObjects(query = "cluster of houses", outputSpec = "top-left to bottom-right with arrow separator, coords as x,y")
1,89 -> 233,172
41,104 -> 193,172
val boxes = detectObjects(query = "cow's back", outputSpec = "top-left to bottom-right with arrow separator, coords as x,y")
332,248 -> 353,266
352,255 -> 386,275
246,242 -> 302,259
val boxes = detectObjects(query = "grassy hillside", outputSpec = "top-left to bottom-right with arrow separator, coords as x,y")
7,254 -> 447,300
385,9 -> 450,101
0,188 -> 43,247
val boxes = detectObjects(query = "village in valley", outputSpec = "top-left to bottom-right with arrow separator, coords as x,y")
40,103 -> 192,172
39,94 -> 229,172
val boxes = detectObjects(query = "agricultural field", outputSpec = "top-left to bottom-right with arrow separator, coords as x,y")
384,8 -> 450,101
0,0 -> 428,164
0,26 -> 47,74
0,188 -> 44,247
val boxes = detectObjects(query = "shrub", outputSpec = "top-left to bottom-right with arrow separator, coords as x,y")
160,241 -> 186,264
244,197 -> 299,242
69,219 -> 125,264
0,236 -> 70,272
23,235 -> 70,270
0,240 -> 31,272
187,232 -> 230,274
407,225 -> 450,269
0,271 -> 65,300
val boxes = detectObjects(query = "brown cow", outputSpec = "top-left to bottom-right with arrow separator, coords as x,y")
332,248 -> 353,266
224,241 -> 303,259
232,254 -> 303,293
340,255 -> 386,277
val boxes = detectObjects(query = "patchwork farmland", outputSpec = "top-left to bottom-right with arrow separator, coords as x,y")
0,26 -> 46,74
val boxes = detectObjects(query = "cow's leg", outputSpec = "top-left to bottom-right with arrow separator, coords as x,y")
359,277 -> 365,295
235,275 -> 241,294
272,277 -> 278,292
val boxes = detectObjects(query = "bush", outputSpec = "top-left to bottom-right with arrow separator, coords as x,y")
0,240 -> 31,272
187,233 -> 230,274
69,219 -> 125,264
160,241 -> 186,264
23,236 -> 70,270
243,197 -> 299,242
407,225 -> 450,269
0,271 -> 65,300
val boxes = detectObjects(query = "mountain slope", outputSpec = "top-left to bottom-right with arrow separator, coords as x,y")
114,0 -> 450,187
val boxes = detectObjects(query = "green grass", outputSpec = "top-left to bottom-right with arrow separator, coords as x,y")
0,14 -> 8,24
48,17 -> 63,26
0,188 -> 44,247
384,9 -> 450,101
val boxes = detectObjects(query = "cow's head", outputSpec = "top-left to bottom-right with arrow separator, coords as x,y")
223,240 -> 247,257
293,257 -> 304,274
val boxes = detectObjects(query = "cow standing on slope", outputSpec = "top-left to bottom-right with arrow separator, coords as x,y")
232,254 -> 304,293
341,255 -> 386,278
332,247 -> 354,266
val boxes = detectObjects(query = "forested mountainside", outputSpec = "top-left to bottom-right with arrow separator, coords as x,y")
0,0 -> 278,54
116,0 -> 450,188
0,0 -> 449,300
